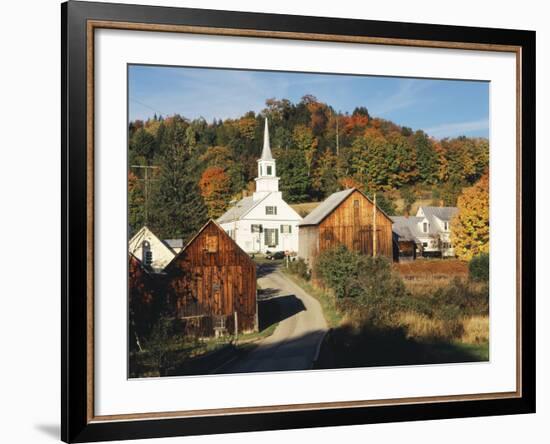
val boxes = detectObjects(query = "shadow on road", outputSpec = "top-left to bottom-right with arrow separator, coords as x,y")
213,329 -> 326,375
258,294 -> 306,331
256,261 -> 281,278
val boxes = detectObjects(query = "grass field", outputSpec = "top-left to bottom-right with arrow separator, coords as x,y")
394,259 -> 469,294
285,258 -> 489,369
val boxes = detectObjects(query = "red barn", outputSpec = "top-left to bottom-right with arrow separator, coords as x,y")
165,220 -> 257,335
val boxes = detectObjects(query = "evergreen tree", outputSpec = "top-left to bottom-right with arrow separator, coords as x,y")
412,130 -> 439,184
148,144 -> 208,242
275,148 -> 310,202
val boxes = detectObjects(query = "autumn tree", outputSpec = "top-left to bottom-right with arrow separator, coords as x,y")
292,124 -> 318,177
451,173 -> 489,260
312,149 -> 340,199
199,166 -> 232,218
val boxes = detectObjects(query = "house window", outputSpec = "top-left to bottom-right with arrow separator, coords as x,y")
444,221 -> 449,231
423,222 -> 428,233
280,224 -> 292,234
264,228 -> 279,247
422,242 -> 428,248
205,235 -> 218,253
267,165 -> 273,175
251,224 -> 263,233
226,229 -> 235,239
265,206 -> 277,215
142,240 -> 152,266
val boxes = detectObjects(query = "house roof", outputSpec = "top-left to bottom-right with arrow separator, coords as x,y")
299,188 -> 392,226
216,195 -> 266,224
163,239 -> 184,250
419,206 -> 458,222
391,216 -> 427,241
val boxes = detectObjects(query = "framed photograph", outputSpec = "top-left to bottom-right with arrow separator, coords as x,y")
62,1 -> 535,442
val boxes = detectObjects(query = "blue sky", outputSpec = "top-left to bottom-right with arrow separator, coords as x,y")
128,65 -> 489,139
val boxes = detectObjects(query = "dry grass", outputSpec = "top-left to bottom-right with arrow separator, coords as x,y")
460,316 -> 489,344
397,312 -> 488,344
393,198 -> 435,215
397,312 -> 462,342
290,201 -> 321,217
394,259 -> 469,295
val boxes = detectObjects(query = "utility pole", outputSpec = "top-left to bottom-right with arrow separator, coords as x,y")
335,113 -> 340,157
130,165 -> 159,224
373,192 -> 378,257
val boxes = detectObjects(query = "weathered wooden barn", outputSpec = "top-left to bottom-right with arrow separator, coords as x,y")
165,220 -> 257,335
298,188 -> 394,270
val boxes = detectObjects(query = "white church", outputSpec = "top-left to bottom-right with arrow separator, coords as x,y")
217,118 -> 302,254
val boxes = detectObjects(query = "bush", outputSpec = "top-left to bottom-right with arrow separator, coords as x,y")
469,253 -> 489,282
288,257 -> 310,280
315,245 -> 364,298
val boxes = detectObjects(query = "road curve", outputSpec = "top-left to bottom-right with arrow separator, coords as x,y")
220,266 -> 328,374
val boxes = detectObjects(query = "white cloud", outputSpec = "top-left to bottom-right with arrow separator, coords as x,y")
425,118 -> 489,139
369,79 -> 431,116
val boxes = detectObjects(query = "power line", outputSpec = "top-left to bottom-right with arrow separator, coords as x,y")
129,97 -> 168,118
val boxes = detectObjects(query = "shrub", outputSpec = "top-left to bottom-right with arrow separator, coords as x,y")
469,253 -> 489,282
288,257 -> 310,280
315,245 -> 364,298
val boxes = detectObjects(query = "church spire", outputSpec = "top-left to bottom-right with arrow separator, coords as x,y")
254,117 -> 279,199
260,117 -> 274,161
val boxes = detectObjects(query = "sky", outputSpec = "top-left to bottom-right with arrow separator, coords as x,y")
128,65 -> 489,140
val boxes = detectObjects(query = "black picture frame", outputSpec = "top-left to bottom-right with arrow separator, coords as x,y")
62,1 -> 536,442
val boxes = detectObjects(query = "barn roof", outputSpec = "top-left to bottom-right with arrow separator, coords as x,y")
299,188 -> 392,226
299,189 -> 354,226
165,219 -> 253,269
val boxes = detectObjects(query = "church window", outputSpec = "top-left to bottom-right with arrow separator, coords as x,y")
265,206 -> 277,215
280,224 -> 292,234
265,228 -> 278,247
267,165 -> 272,175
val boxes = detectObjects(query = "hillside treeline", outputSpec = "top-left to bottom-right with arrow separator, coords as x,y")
128,95 -> 489,240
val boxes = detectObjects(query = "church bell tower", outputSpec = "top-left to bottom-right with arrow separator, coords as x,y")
254,118 -> 280,200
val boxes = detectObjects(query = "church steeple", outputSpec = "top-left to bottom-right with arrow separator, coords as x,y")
260,118 -> 274,161
254,118 -> 280,199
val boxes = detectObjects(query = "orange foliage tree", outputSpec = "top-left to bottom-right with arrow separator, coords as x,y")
451,173 -> 489,260
199,166 -> 232,218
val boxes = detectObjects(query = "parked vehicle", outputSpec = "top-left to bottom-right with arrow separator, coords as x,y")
266,250 -> 285,260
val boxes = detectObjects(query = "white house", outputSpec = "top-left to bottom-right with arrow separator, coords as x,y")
217,118 -> 302,253
392,206 -> 458,258
128,226 -> 176,272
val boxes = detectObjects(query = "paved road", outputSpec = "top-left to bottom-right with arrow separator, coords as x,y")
220,266 -> 328,374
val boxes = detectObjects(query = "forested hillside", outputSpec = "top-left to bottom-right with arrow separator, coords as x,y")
128,95 -> 489,240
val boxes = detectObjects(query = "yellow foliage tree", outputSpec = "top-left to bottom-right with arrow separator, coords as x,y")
451,173 -> 489,260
